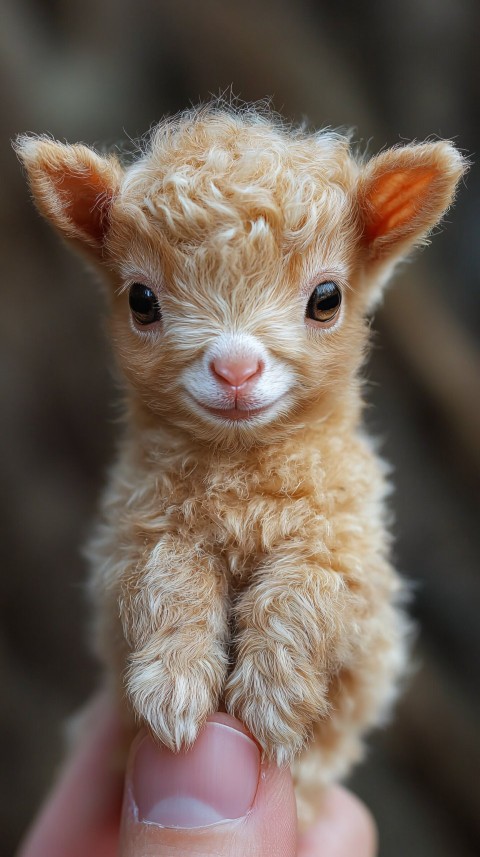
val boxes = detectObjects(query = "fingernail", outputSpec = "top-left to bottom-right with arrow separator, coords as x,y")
129,717 -> 260,828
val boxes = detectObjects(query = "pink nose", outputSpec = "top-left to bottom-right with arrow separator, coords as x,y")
211,355 -> 262,388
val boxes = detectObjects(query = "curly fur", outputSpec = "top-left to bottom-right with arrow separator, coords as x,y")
15,103 -> 466,826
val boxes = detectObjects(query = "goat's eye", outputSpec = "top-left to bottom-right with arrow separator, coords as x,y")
129,283 -> 161,325
306,281 -> 341,324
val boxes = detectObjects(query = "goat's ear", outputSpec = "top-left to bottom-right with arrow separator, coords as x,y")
357,141 -> 467,265
14,136 -> 123,256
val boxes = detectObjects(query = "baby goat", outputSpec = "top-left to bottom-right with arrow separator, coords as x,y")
16,105 -> 465,824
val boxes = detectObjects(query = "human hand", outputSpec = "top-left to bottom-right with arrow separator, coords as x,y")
17,694 -> 376,857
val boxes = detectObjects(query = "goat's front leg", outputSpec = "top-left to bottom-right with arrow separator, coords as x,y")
121,535 -> 229,751
225,548 -> 358,764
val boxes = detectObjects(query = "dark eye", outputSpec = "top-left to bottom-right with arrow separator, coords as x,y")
128,283 -> 161,326
306,281 -> 342,324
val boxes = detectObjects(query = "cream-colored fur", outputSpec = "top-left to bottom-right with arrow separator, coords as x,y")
15,103 -> 466,826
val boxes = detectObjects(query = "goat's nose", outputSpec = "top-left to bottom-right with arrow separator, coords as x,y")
211,355 -> 262,387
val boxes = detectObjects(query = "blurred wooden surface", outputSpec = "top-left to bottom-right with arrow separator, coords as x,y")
1,1 -> 479,854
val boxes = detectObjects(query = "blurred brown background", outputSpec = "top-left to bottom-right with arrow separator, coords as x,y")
1,1 -> 479,854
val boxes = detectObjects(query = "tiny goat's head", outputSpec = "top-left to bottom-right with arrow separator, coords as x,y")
16,105 -> 466,447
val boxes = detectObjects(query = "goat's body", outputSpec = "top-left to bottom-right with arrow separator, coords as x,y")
89,403 -> 408,825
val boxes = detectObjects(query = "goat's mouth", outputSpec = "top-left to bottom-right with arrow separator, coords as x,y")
201,403 -> 273,421
190,395 -> 281,422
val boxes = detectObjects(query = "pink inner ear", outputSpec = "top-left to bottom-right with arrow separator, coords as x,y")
364,166 -> 437,243
55,166 -> 113,245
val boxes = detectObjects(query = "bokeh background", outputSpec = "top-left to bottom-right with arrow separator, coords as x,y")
1,1 -> 479,854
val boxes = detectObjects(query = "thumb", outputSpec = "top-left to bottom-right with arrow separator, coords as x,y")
119,713 -> 297,857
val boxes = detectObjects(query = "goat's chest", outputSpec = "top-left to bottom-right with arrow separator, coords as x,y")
160,463 -> 320,582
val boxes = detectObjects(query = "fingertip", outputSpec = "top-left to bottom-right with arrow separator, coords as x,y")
120,714 -> 298,856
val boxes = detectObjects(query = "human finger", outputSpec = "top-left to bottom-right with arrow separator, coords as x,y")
17,693 -> 124,857
119,712 -> 298,857
298,785 -> 377,857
